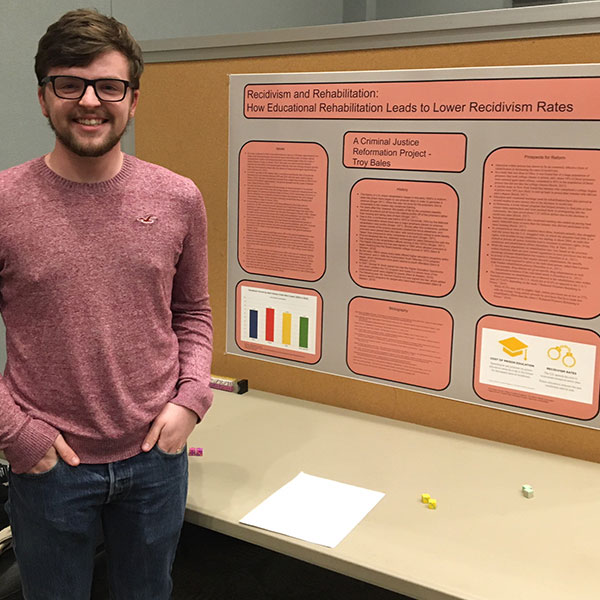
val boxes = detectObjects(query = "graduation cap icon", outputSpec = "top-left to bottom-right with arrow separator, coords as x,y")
499,336 -> 528,360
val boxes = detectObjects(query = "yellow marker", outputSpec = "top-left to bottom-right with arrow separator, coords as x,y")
499,336 -> 528,360
428,499 -> 437,509
421,493 -> 430,504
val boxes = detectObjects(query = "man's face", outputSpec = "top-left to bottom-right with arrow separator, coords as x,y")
38,50 -> 139,158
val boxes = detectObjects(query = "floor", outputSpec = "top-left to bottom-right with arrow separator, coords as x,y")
1,521 -> 412,599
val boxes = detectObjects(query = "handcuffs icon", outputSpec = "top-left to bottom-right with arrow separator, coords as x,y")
547,345 -> 576,368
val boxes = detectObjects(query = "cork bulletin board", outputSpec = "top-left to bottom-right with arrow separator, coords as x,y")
135,33 -> 600,462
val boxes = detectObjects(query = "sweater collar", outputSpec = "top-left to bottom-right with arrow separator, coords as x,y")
33,154 -> 135,193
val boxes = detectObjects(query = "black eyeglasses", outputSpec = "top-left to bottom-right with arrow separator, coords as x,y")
39,75 -> 135,102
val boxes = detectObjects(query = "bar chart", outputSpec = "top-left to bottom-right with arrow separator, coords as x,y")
237,281 -> 322,362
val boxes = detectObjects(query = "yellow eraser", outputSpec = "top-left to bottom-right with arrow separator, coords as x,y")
428,499 -> 437,509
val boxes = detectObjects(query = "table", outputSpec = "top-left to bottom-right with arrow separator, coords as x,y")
185,388 -> 600,600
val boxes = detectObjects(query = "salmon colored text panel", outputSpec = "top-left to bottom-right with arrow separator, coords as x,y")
244,78 -> 600,120
347,298 -> 453,390
236,280 -> 323,364
474,315 -> 600,419
350,179 -> 458,296
343,132 -> 466,172
479,148 -> 600,318
238,141 -> 327,281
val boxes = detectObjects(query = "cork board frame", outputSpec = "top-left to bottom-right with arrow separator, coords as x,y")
135,33 -> 600,462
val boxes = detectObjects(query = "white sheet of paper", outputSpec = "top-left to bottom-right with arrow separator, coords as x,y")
239,472 -> 385,548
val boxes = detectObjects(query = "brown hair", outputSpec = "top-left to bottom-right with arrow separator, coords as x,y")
35,8 -> 144,88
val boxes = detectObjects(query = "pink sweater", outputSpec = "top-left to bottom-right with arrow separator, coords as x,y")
0,155 -> 213,473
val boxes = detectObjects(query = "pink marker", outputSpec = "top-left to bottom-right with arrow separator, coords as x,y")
188,447 -> 204,457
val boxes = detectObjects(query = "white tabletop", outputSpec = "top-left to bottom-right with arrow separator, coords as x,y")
185,388 -> 600,600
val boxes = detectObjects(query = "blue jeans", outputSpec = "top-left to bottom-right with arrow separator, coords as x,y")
5,445 -> 188,600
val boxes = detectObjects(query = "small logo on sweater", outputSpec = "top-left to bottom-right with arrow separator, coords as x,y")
137,214 -> 158,224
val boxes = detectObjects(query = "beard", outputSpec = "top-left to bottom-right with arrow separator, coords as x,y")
46,114 -> 131,158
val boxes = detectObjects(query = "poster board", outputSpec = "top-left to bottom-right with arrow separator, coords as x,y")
135,33 -> 600,461
228,65 -> 600,428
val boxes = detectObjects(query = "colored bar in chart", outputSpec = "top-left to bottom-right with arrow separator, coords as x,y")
249,309 -> 258,339
282,312 -> 292,345
266,308 -> 275,342
299,317 -> 309,349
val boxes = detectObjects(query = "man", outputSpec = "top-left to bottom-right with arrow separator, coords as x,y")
0,8 -> 213,599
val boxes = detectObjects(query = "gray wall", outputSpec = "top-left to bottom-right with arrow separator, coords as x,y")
375,0 -> 512,19
1,0 -> 113,170
114,0 -> 344,40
